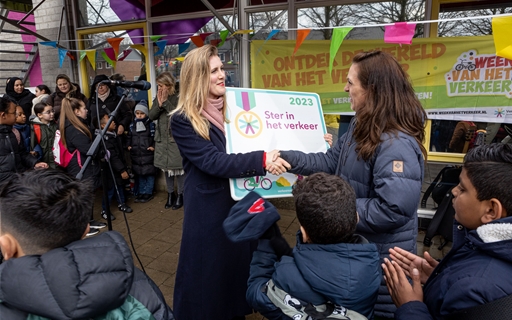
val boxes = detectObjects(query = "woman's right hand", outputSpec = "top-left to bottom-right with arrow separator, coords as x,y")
157,85 -> 169,106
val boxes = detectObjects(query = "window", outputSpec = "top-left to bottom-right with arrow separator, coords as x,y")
97,62 -> 103,69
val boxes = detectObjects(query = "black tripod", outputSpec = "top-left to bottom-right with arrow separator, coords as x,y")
76,91 -> 128,231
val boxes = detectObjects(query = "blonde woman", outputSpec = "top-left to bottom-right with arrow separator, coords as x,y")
170,45 -> 284,319
148,71 -> 184,208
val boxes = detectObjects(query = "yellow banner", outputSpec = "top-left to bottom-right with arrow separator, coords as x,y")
251,37 -> 512,123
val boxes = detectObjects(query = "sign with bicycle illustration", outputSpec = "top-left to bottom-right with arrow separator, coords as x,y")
225,87 -> 328,200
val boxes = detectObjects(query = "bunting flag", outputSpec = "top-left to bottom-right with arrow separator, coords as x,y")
293,29 -> 311,56
154,39 -> 167,56
329,27 -> 353,75
210,39 -> 222,47
66,52 -> 75,60
104,47 -> 117,62
100,50 -> 116,68
79,50 -> 87,62
178,43 -> 190,55
58,48 -> 67,68
384,22 -> 416,45
190,35 -> 204,48
130,44 -> 147,56
492,16 -> 512,60
40,41 -> 57,48
85,50 -> 96,70
265,29 -> 280,42
255,29 -> 281,57
150,35 -> 165,42
218,29 -> 230,47
117,49 -> 132,61
232,29 -> 254,36
107,37 -> 123,56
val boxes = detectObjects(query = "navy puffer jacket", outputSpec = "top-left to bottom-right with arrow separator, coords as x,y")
280,119 -> 424,318
396,216 -> 512,320
0,231 -> 174,320
247,232 -> 380,319
127,117 -> 156,176
0,124 -> 37,182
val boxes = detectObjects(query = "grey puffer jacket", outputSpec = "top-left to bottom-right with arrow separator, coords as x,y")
0,231 -> 174,320
280,119 -> 424,318
149,94 -> 183,171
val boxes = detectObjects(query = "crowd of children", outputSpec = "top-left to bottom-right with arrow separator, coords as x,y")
2,74 -> 512,320
0,76 -> 161,222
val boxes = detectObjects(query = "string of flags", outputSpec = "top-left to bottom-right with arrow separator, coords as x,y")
38,13 -> 512,71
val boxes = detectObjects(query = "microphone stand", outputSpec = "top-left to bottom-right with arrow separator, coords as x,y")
76,91 -> 128,231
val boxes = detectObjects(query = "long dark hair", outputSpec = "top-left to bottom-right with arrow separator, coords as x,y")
351,51 -> 427,161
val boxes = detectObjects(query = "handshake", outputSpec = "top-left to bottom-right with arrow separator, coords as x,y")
265,149 -> 291,176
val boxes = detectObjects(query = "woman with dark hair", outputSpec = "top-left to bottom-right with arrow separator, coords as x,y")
32,84 -> 52,114
46,74 -> 87,120
272,50 -> 427,319
4,77 -> 36,118
87,74 -> 132,135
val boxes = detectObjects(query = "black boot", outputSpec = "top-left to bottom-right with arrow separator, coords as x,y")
172,193 -> 183,210
165,192 -> 176,209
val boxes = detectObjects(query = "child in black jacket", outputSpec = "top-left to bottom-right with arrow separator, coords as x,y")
95,113 -> 133,220
127,101 -> 156,203
0,96 -> 47,183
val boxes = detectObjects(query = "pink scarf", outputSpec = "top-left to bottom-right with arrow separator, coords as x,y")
202,97 -> 225,134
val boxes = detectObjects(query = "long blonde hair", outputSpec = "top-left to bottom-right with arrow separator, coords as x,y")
156,71 -> 176,96
59,97 -> 91,148
174,45 -> 226,140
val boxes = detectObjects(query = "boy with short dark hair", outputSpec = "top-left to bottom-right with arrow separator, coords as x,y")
0,169 -> 174,319
30,102 -> 57,168
242,172 -> 381,319
383,143 -> 512,320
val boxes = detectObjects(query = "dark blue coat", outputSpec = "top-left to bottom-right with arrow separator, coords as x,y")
13,123 -> 31,153
127,117 -> 156,176
396,216 -> 512,320
0,231 -> 174,320
0,124 -> 37,183
280,119 -> 424,318
247,232 -> 380,319
170,113 -> 266,319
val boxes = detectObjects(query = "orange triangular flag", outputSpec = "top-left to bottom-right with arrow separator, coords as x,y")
190,36 -> 204,48
107,37 -> 123,56
293,29 -> 311,56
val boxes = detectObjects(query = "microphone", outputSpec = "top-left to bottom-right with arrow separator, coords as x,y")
101,80 -> 151,90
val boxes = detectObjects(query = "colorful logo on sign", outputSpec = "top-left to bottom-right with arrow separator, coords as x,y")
234,91 -> 263,138
445,50 -> 512,98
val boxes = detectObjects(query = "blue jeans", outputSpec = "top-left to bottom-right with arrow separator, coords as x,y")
102,184 -> 126,210
138,174 -> 155,195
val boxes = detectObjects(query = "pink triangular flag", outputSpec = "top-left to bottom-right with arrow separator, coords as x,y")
384,22 -> 416,45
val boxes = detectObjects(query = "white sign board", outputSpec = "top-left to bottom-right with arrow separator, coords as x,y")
225,87 -> 328,200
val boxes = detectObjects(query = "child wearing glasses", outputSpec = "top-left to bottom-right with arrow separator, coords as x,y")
30,102 -> 57,168
0,96 -> 47,183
